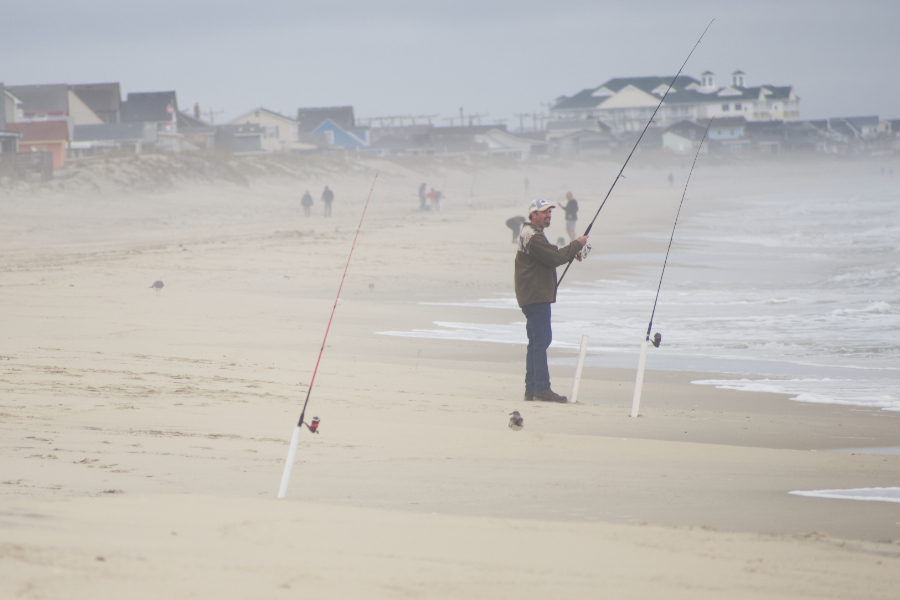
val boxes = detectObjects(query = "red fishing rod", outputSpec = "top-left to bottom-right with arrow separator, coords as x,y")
556,19 -> 714,288
278,174 -> 378,499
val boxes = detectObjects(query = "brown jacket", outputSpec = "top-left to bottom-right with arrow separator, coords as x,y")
514,223 -> 584,307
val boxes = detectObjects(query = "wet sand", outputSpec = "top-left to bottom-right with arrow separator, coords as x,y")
1,154 -> 898,598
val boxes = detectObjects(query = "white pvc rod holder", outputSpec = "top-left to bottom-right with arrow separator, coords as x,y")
570,335 -> 589,403
631,339 -> 649,418
277,425 -> 303,499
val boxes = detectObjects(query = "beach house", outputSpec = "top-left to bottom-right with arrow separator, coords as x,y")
551,71 -> 799,134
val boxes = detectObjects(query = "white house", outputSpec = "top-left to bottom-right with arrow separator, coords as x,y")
551,71 -> 799,134
228,107 -> 314,152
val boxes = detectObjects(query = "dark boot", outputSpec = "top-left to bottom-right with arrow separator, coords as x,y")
534,389 -> 567,403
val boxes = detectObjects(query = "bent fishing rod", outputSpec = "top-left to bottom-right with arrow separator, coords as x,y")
277,174 -> 378,499
556,18 -> 714,289
630,118 -> 712,418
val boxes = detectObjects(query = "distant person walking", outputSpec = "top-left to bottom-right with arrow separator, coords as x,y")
515,198 -> 588,403
418,183 -> 428,211
668,172 -> 675,186
560,191 -> 579,242
429,187 -> 442,212
322,186 -> 334,217
301,190 -> 313,217
506,215 -> 527,243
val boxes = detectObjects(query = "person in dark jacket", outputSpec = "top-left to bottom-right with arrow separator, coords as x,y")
418,183 -> 428,210
322,186 -> 334,217
506,215 -> 527,243
301,190 -> 313,217
515,198 -> 588,403
560,191 -> 579,241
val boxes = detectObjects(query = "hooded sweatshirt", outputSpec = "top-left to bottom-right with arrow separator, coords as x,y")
514,222 -> 584,307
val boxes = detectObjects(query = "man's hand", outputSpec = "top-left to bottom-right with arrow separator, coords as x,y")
575,235 -> 589,262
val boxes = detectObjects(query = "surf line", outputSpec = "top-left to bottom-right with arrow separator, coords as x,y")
556,18 -> 715,289
631,119 -> 712,418
277,174 -> 378,499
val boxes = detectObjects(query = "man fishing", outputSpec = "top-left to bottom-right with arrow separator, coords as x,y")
515,198 -> 588,403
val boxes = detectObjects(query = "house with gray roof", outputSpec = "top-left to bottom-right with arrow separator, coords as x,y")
551,71 -> 799,135
176,111 -> 216,151
70,83 -> 121,124
0,84 -> 22,154
71,122 -> 148,156
6,84 -> 70,120
121,91 -> 181,150
5,83 -> 104,144
122,91 -> 177,124
297,106 -> 355,133
215,124 -> 265,154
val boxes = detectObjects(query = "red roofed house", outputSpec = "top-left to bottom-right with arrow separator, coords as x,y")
6,121 -> 70,168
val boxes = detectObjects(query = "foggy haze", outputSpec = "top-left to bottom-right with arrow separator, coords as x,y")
3,0 -> 898,124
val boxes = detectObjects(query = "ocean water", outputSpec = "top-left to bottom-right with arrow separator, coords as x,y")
789,487 -> 900,503
379,181 -> 900,412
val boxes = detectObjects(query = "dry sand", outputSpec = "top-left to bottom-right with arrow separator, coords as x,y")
1,152 -> 899,598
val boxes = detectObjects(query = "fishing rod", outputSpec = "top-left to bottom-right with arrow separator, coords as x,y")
277,174 -> 378,499
630,118 -> 712,419
556,18 -> 714,289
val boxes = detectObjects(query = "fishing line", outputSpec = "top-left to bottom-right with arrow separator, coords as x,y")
646,119 -> 712,343
277,174 -> 378,499
556,18 -> 714,289
630,118 -> 712,418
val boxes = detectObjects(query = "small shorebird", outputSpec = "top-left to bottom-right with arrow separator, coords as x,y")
508,411 -> 523,431
150,280 -> 164,295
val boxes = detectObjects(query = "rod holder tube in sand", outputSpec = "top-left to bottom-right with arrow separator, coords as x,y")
277,425 -> 303,499
570,335 -> 589,403
631,339 -> 649,418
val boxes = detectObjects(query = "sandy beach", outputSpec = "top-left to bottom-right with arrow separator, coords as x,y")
2,152 -> 899,598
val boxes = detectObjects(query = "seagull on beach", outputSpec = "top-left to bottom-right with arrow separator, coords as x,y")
150,280 -> 164,295
508,411 -> 523,431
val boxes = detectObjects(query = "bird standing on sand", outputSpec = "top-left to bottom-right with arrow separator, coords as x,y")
150,280 -> 164,295
508,411 -> 524,431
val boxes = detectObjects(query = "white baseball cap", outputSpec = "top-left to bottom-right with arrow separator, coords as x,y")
528,198 -> 555,214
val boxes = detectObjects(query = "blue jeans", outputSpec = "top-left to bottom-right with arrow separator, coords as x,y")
522,302 -> 552,393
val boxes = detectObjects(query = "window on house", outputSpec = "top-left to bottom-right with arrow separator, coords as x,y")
735,103 -> 742,110
722,104 -> 730,111
266,126 -> 278,139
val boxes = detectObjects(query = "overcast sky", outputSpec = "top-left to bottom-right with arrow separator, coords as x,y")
3,0 -> 897,127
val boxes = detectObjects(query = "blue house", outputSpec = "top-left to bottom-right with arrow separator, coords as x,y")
312,118 -> 369,149
708,116 -> 747,140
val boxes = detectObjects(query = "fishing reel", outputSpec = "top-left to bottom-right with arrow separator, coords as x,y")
651,332 -> 662,348
303,416 -> 320,434
580,244 -> 592,260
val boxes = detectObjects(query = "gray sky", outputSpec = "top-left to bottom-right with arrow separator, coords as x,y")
3,0 -> 898,126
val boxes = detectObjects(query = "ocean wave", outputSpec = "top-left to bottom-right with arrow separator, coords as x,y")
788,488 -> 900,503
692,378 -> 900,411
